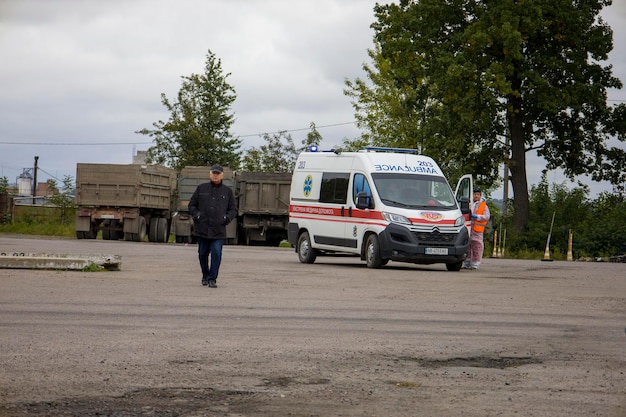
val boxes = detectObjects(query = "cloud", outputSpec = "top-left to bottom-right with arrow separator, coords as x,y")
0,0 -> 623,199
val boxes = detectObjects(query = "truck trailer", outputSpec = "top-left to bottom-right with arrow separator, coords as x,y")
75,163 -> 177,243
236,171 -> 291,246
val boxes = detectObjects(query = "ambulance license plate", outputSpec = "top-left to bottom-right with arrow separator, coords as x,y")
425,247 -> 448,255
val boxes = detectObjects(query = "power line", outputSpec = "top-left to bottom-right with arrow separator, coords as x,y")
37,167 -> 63,182
238,121 -> 356,138
0,121 -> 358,146
0,141 -> 152,146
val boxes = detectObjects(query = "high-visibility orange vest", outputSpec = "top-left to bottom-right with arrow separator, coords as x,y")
473,201 -> 488,233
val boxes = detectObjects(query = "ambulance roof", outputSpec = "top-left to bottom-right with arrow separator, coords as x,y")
297,148 -> 441,176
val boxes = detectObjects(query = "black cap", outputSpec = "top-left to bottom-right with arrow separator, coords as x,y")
210,164 -> 223,173
474,187 -> 482,193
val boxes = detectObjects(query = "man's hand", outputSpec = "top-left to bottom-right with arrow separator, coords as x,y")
471,214 -> 478,220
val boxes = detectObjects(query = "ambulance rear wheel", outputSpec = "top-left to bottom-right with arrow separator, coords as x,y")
297,231 -> 317,264
365,234 -> 383,269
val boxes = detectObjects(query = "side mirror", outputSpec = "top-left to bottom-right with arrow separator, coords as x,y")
356,191 -> 373,209
459,197 -> 470,214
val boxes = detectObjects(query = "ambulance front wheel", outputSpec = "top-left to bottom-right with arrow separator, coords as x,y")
446,261 -> 463,271
297,231 -> 317,264
365,234 -> 383,269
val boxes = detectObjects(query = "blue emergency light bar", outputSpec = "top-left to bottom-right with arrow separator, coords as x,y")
308,146 -> 341,154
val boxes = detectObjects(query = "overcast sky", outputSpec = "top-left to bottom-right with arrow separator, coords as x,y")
1,0 -> 625,198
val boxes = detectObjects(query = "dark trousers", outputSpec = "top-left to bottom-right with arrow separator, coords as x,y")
197,237 -> 224,281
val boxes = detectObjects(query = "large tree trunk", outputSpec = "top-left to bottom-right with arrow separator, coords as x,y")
508,106 -> 530,232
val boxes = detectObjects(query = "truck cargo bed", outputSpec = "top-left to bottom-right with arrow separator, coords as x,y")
76,164 -> 176,209
237,172 -> 291,215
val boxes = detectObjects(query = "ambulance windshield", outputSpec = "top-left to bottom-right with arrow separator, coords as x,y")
372,173 -> 457,209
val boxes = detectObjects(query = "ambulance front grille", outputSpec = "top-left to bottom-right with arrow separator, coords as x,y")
413,230 -> 456,244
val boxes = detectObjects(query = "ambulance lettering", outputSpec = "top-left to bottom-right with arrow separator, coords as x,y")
291,206 -> 335,215
374,164 -> 438,174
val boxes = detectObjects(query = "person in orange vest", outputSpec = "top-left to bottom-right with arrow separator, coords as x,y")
463,187 -> 490,270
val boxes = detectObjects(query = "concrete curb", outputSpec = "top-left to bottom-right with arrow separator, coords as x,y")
0,253 -> 122,271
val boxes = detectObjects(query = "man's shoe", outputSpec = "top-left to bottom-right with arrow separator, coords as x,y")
208,280 -> 217,288
202,279 -> 208,286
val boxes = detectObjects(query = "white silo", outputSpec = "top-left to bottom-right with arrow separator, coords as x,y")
17,170 -> 33,196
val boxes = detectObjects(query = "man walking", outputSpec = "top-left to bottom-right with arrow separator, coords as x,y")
464,187 -> 490,270
188,164 -> 237,287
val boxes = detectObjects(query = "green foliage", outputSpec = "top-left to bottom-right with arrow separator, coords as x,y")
242,131 -> 297,172
242,123 -> 323,172
498,174 -> 625,258
0,219 -> 75,237
0,176 -> 9,194
576,192 -> 626,256
348,0 -> 626,232
82,263 -> 104,272
137,49 -> 241,171
302,122 -> 323,153
47,175 -> 76,225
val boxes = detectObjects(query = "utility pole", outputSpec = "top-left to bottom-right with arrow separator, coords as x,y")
32,156 -> 39,204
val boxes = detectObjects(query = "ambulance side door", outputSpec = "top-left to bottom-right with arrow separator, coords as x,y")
348,172 -> 374,251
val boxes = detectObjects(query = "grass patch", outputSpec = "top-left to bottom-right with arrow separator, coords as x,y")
0,220 -> 75,237
82,263 -> 104,272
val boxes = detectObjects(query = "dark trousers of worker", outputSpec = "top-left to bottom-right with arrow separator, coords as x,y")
197,237 -> 224,281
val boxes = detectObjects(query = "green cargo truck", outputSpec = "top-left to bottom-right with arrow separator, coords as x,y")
75,163 -> 177,243
236,171 -> 291,246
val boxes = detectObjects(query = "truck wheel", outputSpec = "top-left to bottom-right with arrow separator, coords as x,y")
297,231 -> 317,264
365,234 -> 383,269
157,218 -> 169,243
132,216 -> 146,242
84,222 -> 97,239
148,218 -> 158,242
446,261 -> 463,271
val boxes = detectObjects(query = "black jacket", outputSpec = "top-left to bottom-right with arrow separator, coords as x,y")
188,181 -> 238,239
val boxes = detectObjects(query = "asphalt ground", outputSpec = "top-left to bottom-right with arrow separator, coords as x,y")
0,235 -> 624,416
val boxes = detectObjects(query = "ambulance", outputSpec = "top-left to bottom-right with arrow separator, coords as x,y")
287,147 -> 474,271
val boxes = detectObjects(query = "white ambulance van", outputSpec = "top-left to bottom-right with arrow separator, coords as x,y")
288,147 -> 473,271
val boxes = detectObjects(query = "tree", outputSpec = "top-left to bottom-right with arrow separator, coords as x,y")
48,175 -> 76,225
348,0 -> 625,231
300,122 -> 323,154
578,192 -> 626,256
242,131 -> 297,172
0,176 -> 8,194
137,50 -> 241,171
241,123 -> 323,172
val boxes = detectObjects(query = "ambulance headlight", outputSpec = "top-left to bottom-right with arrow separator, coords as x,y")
383,212 -> 411,225
454,216 -> 465,227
